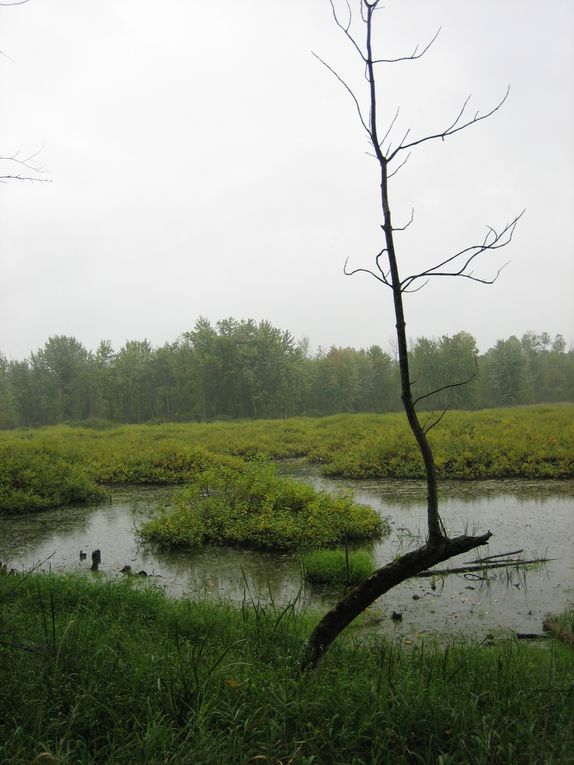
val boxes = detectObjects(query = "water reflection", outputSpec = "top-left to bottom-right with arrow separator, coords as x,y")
1,463 -> 573,639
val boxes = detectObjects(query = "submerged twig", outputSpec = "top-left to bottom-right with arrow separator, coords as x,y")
417,558 -> 551,577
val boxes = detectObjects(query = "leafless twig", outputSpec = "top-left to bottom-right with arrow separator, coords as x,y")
388,87 -> 511,161
0,150 -> 51,183
413,356 -> 479,409
372,28 -> 441,64
311,51 -> 370,135
400,211 -> 524,291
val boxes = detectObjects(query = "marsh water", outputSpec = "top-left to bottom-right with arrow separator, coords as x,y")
1,460 -> 573,639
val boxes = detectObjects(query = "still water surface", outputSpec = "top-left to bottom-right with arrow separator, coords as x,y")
1,460 -> 572,639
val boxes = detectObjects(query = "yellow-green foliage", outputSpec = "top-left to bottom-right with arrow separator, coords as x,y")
323,405 -> 574,479
0,443 -> 106,513
0,404 -> 572,513
141,462 -> 385,550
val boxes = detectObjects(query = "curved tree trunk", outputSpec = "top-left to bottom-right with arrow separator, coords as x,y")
301,531 -> 491,672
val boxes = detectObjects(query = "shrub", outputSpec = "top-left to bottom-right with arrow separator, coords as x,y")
0,444 -> 106,513
141,463 -> 386,551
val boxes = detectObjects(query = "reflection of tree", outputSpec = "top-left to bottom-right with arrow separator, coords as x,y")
149,544 -> 303,605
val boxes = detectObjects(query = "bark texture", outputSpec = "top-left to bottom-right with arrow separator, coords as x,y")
302,531 -> 491,671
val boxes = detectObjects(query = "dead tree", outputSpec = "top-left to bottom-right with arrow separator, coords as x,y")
301,0 -> 522,671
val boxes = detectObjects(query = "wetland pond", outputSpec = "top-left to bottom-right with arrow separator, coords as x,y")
1,460 -> 573,640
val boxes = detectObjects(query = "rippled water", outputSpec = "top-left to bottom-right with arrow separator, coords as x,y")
1,461 -> 573,639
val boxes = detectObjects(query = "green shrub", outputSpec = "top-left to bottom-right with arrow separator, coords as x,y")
141,462 -> 386,550
0,405 -> 572,517
0,444 -> 106,513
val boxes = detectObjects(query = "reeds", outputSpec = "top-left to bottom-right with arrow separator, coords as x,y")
1,573 -> 572,764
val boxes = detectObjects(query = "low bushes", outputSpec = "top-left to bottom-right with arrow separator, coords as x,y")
1,405 -> 572,515
322,406 -> 574,479
140,462 -> 386,551
0,443 -> 106,513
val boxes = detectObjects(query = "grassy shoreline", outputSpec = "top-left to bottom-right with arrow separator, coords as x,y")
0,573 -> 572,765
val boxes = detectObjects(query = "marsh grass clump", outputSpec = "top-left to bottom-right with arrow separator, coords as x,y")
302,548 -> 375,587
0,573 -> 573,765
556,604 -> 574,633
322,406 -> 574,479
140,462 -> 385,550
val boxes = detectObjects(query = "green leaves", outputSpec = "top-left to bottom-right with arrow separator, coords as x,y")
141,462 -> 385,551
0,444 -> 106,513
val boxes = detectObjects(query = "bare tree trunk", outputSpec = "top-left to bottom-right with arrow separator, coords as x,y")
301,532 -> 491,671
301,0 -> 519,671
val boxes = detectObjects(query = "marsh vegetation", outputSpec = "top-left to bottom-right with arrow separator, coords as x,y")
1,404 -> 572,516
0,574 -> 572,765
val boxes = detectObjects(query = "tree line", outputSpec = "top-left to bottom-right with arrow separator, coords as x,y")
0,318 -> 572,428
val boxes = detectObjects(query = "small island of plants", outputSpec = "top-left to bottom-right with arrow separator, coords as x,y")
140,462 -> 385,550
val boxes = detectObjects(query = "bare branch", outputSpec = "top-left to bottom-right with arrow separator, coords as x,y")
372,28 -> 441,64
401,211 -> 524,291
0,174 -> 52,183
409,261 -> 510,287
392,207 -> 415,232
413,357 -> 479,409
0,150 -> 51,183
466,549 -> 524,564
418,558 -> 551,578
328,0 -> 367,61
422,406 -> 449,434
402,278 -> 429,293
389,86 -> 511,161
311,51 -> 370,135
344,257 -> 391,286
374,248 -> 389,278
379,106 -> 400,149
387,151 -> 411,178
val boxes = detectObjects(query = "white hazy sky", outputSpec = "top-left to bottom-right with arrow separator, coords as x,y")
1,0 -> 573,360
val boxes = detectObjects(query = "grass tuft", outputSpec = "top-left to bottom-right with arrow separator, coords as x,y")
302,548 -> 375,587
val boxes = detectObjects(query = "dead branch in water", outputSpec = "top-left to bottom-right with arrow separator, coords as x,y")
417,557 -> 551,578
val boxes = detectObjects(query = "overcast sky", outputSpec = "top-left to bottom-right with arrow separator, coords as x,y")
1,0 -> 573,360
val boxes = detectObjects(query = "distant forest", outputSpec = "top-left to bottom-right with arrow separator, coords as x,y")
0,318 -> 572,428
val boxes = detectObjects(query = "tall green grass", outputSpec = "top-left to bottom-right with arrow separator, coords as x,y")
302,548 -> 375,587
0,574 -> 572,764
